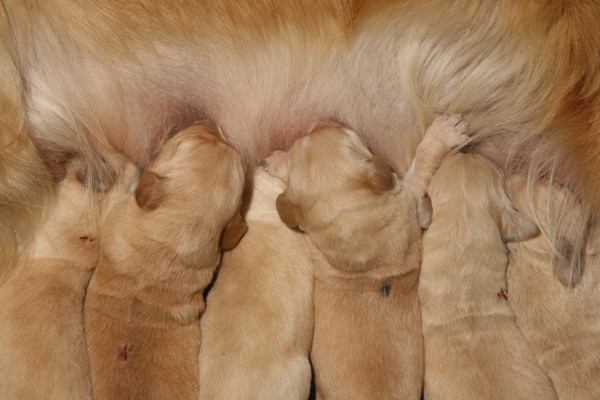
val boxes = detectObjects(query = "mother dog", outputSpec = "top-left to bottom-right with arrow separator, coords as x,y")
0,0 -> 598,281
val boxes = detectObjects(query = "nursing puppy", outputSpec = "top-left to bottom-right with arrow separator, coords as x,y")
198,166 -> 314,400
83,122 -> 247,400
277,114 -> 467,399
1,1 -> 599,284
419,152 -> 556,400
0,165 -> 97,399
506,176 -> 600,399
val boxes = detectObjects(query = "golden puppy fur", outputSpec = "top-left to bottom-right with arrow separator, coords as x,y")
83,123 -> 247,400
198,167 -> 314,399
1,0 -> 599,282
506,176 -> 600,399
0,167 -> 97,399
419,152 -> 556,400
276,115 -> 466,399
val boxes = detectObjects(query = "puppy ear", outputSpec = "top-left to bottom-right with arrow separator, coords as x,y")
553,236 -> 583,287
276,192 -> 304,229
500,208 -> 539,242
364,156 -> 395,194
506,174 -> 584,286
417,194 -> 432,230
219,212 -> 248,250
135,170 -> 165,211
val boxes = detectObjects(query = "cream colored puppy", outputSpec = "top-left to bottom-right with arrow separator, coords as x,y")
84,122 -> 247,400
198,166 -> 314,399
277,115 -> 467,399
506,176 -> 600,399
0,166 -> 98,399
419,152 -> 556,400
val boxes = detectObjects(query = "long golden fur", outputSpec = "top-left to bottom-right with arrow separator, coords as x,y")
198,167 -> 314,399
276,116 -> 465,399
0,166 -> 97,399
506,176 -> 600,399
1,0 -> 599,282
83,123 -> 246,400
419,152 -> 556,400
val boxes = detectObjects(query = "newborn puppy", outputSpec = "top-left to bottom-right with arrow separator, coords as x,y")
276,115 -> 467,399
198,166 -> 314,400
0,165 -> 98,399
506,176 -> 600,399
419,152 -> 556,400
84,122 -> 247,400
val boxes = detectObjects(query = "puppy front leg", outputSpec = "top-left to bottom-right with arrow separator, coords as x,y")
405,114 -> 468,198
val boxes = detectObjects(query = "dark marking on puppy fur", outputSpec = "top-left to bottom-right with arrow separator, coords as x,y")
380,285 -> 392,297
119,345 -> 130,362
497,288 -> 508,300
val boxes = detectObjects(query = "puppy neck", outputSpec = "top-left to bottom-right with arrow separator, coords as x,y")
305,181 -> 422,276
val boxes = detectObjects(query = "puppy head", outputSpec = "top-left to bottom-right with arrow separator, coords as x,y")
506,175 -> 589,286
134,123 -> 225,211
277,126 -> 413,273
279,127 -> 396,230
133,121 -> 247,258
430,153 -> 539,243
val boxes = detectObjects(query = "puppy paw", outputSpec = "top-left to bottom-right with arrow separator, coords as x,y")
426,114 -> 469,149
261,150 -> 289,183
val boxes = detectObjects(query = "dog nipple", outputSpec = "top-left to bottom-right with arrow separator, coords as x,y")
380,285 -> 392,297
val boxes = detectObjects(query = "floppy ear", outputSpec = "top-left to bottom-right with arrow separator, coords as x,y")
219,212 -> 248,250
135,170 -> 165,211
276,192 -> 304,229
553,236 -> 583,287
417,194 -> 432,230
364,156 -> 396,194
506,174 -> 584,286
500,208 -> 539,242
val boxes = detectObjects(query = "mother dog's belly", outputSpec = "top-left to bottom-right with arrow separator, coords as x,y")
16,0 -> 600,203
25,40 -> 417,173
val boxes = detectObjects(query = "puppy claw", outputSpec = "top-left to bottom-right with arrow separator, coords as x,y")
426,114 -> 469,149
